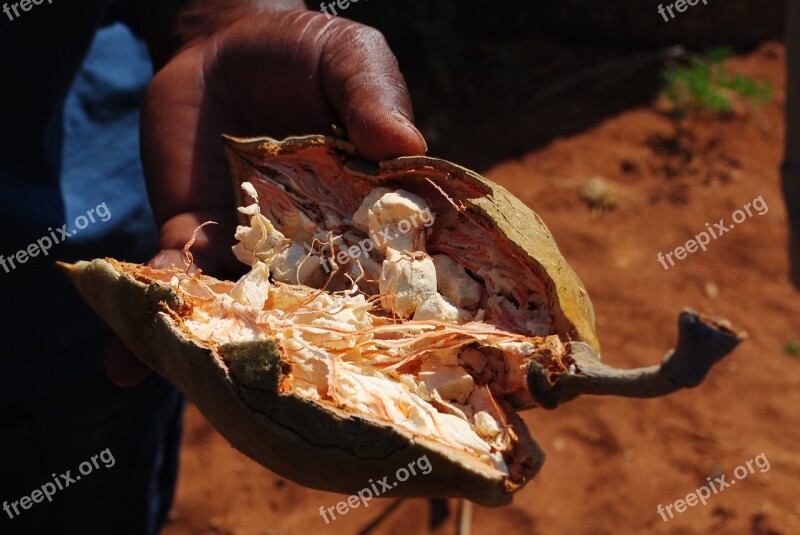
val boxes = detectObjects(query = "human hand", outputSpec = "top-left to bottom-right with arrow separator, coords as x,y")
105,8 -> 427,386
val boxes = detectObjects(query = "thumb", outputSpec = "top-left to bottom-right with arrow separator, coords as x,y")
319,23 -> 427,161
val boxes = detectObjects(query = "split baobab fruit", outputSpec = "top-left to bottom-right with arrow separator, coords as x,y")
61,135 -> 742,506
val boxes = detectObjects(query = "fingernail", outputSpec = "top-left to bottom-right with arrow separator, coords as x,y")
392,110 -> 428,154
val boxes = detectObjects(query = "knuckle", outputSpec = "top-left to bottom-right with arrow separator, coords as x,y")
329,21 -> 389,51
351,25 -> 389,48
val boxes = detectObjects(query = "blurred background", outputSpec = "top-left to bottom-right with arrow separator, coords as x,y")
353,0 -> 785,167
163,2 -> 800,534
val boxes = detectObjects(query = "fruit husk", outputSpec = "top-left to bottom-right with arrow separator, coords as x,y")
60,258 -> 543,506
59,135 -> 600,506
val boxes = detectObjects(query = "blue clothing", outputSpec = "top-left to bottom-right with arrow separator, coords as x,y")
0,2 -> 158,402
0,3 -> 183,533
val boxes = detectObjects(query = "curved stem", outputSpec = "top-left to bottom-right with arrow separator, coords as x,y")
526,309 -> 745,409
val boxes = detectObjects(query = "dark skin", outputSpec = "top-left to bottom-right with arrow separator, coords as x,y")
106,0 -> 427,385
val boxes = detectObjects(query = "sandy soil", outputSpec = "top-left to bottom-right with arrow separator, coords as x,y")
161,42 -> 800,535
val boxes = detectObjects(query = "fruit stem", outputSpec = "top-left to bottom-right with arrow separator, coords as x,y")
526,309 -> 745,409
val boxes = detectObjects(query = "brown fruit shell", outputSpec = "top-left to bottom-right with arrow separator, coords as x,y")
60,258 -> 542,506
60,134 -> 599,506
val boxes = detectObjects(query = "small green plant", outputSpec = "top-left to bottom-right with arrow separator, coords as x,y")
785,339 -> 800,358
661,46 -> 773,114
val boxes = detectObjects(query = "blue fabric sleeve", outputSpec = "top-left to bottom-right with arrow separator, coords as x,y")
0,12 -> 157,402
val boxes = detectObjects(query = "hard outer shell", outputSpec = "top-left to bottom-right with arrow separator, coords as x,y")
59,258 -> 544,507
60,135 -> 599,506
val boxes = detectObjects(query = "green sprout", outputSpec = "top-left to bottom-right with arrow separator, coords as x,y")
661,46 -> 773,114
785,339 -> 800,358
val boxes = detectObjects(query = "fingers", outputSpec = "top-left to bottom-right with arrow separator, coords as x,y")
104,334 -> 152,387
155,209 -> 243,277
319,21 -> 428,161
149,244 -> 239,278
207,11 -> 427,161
139,42 -> 239,233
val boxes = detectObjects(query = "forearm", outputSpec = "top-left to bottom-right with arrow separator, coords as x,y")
134,0 -> 308,69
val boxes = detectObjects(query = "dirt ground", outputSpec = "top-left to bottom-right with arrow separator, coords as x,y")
161,41 -> 800,535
